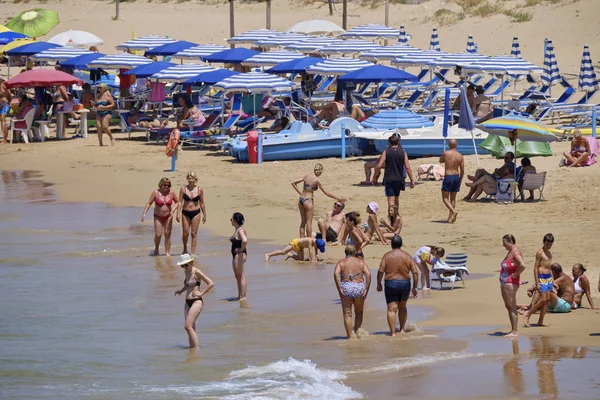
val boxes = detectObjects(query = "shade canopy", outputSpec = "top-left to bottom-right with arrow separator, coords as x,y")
359,45 -> 420,61
319,39 -> 381,55
173,44 -> 228,60
361,108 -> 434,129
338,65 -> 417,83
31,47 -> 93,62
60,53 -> 105,70
255,33 -> 312,48
392,50 -> 448,66
242,50 -> 306,67
307,57 -> 374,75
227,29 -> 279,44
425,52 -> 489,69
5,8 -> 59,38
266,57 -> 324,74
48,30 -> 103,48
340,23 -> 400,39
182,69 -> 240,88
5,41 -> 60,57
286,20 -> 344,36
123,61 -> 175,78
285,37 -> 343,53
144,40 -> 197,57
202,48 -> 260,64
5,68 -> 82,88
477,114 -> 559,142
578,44 -> 599,92
0,31 -> 28,45
0,38 -> 37,54
464,56 -> 542,75
541,40 -> 561,87
87,53 -> 153,69
479,135 -> 552,158
150,64 -> 216,83
116,34 -> 176,51
213,72 -> 296,92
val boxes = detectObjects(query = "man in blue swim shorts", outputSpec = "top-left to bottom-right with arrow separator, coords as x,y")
377,235 -> 418,336
439,139 -> 464,223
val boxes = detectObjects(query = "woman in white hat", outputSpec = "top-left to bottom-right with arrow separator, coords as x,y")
174,253 -> 214,349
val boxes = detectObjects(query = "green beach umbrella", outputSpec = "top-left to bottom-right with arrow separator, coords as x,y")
5,9 -> 59,38
479,135 -> 552,159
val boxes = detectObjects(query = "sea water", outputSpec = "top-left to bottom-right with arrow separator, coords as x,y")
1,170 -> 599,400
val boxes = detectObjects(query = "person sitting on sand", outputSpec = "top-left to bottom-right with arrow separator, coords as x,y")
523,233 -> 554,328
463,151 -> 515,201
335,212 -> 368,258
561,130 -> 590,168
265,237 -> 326,263
517,157 -> 537,201
572,263 -> 597,309
379,205 -> 403,239
363,202 -> 388,245
317,201 -> 346,243
547,263 -> 575,314
334,245 -> 371,339
413,245 -> 445,291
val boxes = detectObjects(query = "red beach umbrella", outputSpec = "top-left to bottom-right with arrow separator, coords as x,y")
5,69 -> 82,88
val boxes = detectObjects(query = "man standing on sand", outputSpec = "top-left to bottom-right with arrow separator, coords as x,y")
373,135 -> 415,211
317,201 -> 346,243
0,76 -> 13,143
439,139 -> 464,223
547,263 -> 574,313
376,235 -> 419,336
524,233 -> 554,327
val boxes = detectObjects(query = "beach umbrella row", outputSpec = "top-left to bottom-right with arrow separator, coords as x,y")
340,23 -> 400,39
145,40 -> 197,57
319,39 -> 381,55
359,44 -> 420,61
116,34 -> 176,51
255,33 -> 312,48
203,48 -> 260,64
60,52 -> 104,70
393,50 -> 448,67
87,53 -> 153,69
425,52 -> 488,69
150,63 -> 216,83
173,44 -> 228,60
124,61 -> 175,78
266,57 -> 324,74
307,57 -> 374,76
242,50 -> 306,67
183,69 -> 240,87
464,55 -> 542,75
284,37 -> 342,53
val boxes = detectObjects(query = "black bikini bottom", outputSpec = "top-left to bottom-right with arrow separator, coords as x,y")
186,297 -> 203,308
182,209 -> 201,220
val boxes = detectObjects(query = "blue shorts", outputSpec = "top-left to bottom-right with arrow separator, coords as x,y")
538,273 -> 553,293
384,180 -> 405,197
384,279 -> 411,304
0,103 -> 10,115
441,174 -> 461,192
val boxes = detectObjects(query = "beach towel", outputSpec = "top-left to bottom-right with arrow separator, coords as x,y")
585,137 -> 598,166
150,82 -> 166,102
417,164 -> 445,181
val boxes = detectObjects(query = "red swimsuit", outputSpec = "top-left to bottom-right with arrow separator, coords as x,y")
154,191 -> 173,223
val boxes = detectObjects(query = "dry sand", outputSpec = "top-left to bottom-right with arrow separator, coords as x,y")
1,0 -> 600,345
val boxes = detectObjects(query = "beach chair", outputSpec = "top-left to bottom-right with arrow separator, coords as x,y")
118,110 -> 151,140
9,108 -> 36,144
431,254 -> 470,290
394,89 -> 424,109
515,171 -> 547,201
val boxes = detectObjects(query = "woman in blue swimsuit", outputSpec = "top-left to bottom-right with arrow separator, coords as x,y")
94,84 -> 115,146
177,171 -> 206,255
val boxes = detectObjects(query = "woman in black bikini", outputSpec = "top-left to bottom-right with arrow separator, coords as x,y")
142,178 -> 179,256
292,163 -> 345,239
230,212 -> 248,301
177,171 -> 206,255
174,253 -> 214,349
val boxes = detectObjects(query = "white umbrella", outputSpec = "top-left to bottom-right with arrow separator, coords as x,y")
48,30 -> 103,48
286,20 -> 345,36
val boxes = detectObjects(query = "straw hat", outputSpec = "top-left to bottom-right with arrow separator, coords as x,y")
177,253 -> 194,266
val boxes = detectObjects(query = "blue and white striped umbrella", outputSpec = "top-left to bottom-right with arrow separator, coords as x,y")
510,37 -> 521,58
362,108 -> 434,129
464,56 -> 542,75
254,33 -> 312,48
87,53 -> 153,69
173,44 -> 228,60
397,25 -> 409,45
578,45 -> 599,92
150,63 -> 216,83
340,23 -> 400,39
285,37 -> 343,53
392,50 -> 448,67
116,35 -> 176,51
541,40 -> 561,87
227,29 -> 279,45
466,35 -> 476,53
425,52 -> 488,69
359,44 -> 420,61
30,47 -> 93,62
319,39 -> 382,55
213,72 -> 296,92
429,28 -> 440,51
242,50 -> 306,66
307,57 -> 374,76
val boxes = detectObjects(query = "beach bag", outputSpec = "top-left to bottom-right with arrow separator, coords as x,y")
496,180 -> 514,204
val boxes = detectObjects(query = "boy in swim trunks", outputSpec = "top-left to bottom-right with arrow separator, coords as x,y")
524,233 -> 554,327
265,237 -> 326,263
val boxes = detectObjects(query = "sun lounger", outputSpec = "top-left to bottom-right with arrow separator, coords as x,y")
431,254 -> 470,290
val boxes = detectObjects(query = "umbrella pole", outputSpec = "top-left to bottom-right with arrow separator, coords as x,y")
470,129 -> 480,165
501,74 -> 505,115
377,82 -> 380,111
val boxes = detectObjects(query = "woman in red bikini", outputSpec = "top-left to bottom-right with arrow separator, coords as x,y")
499,234 -> 526,338
142,177 -> 179,256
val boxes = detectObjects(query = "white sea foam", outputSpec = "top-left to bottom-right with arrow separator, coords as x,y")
145,357 -> 362,399
347,351 -> 485,374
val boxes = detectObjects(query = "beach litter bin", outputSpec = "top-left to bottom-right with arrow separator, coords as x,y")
247,130 -> 259,164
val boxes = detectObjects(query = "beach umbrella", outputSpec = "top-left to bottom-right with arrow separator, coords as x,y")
425,52 -> 489,69
319,39 -> 382,55
116,35 -> 176,51
479,135 -> 552,158
31,47 -> 93,62
213,71 -> 296,92
361,108 -> 434,129
392,50 -> 448,67
144,40 -> 197,57
60,52 -> 105,70
463,56 -> 542,75
5,9 -> 59,38
227,29 -> 279,45
466,35 -> 476,53
578,45 -> 599,93
123,61 -> 175,78
242,50 -> 306,67
340,23 -> 400,39
150,63 -> 216,83
457,85 -> 480,163
202,48 -> 260,64
182,69 -> 240,88
338,65 -> 416,83
5,42 -> 61,57
477,114 -> 559,142
541,39 -> 561,96
285,37 -> 343,53
173,44 -> 228,60
0,31 -> 28,45
510,37 -> 521,58
397,25 -> 409,45
48,30 -> 103,48
307,57 -> 374,76
255,33 -> 312,49
0,38 -> 37,54
265,57 -> 324,74
286,20 -> 345,36
87,53 -> 153,69
0,25 -> 12,33
359,44 -> 420,61
429,28 -> 440,51
5,69 -> 82,88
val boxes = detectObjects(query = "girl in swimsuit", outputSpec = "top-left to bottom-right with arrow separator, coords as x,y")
177,171 -> 206,255
174,253 -> 214,349
142,178 -> 179,256
230,212 -> 248,301
562,130 -> 590,167
380,205 -> 403,239
572,263 -> 597,309
291,163 -> 345,239
499,234 -> 526,338
342,212 -> 367,259
94,84 -> 115,146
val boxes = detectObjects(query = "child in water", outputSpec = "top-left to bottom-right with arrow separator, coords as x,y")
265,237 -> 326,262
413,245 -> 445,290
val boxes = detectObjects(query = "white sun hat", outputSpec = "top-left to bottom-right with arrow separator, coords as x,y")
177,253 -> 194,266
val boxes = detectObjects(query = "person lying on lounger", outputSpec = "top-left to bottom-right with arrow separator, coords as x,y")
127,107 -> 168,129
463,151 -> 515,201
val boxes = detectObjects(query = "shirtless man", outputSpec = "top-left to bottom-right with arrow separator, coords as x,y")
0,76 -> 13,143
376,235 -> 419,336
317,201 -> 346,243
439,139 -> 464,223
547,263 -> 574,314
524,233 -> 554,327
